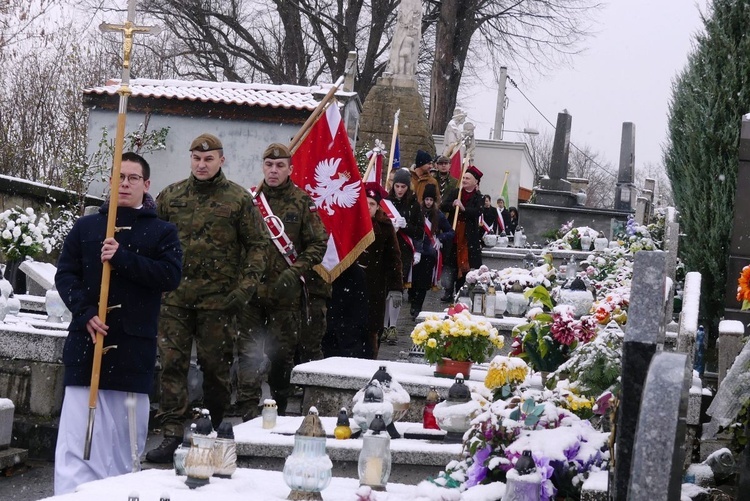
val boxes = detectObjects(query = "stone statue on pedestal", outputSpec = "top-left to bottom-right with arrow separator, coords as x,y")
386,0 -> 422,78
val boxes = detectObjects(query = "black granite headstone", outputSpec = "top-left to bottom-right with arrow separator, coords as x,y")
611,251 -> 667,501
627,352 -> 690,501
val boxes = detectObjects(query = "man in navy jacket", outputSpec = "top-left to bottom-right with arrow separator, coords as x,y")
54,152 -> 182,494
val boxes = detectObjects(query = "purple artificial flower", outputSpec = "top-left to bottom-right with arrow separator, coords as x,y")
465,445 -> 492,487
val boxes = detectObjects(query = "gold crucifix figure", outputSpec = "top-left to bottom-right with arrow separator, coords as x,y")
99,0 -> 161,72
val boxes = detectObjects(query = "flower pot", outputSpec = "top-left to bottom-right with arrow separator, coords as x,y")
434,358 -> 472,379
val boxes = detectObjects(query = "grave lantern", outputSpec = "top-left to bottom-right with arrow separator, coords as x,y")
456,283 -> 472,309
212,421 -> 237,479
471,282 -> 486,315
358,413 -> 392,491
283,407 -> 332,499
46,289 -> 67,323
184,413 -> 217,489
497,231 -> 509,247
352,381 -> 394,435
262,399 -> 278,429
523,251 -> 535,270
503,450 -> 542,501
505,281 -> 529,317
494,285 -> 508,318
433,373 -> 478,443
334,407 -> 352,439
558,277 -> 594,318
594,232 -> 608,252
484,283 -> 496,317
173,425 -> 192,476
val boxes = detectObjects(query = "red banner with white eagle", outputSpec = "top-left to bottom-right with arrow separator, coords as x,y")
291,104 -> 374,283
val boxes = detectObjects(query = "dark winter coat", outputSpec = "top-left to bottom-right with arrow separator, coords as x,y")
440,187 -> 484,270
411,208 -> 454,291
56,197 -> 182,394
387,191 -> 424,281
359,209 -> 403,349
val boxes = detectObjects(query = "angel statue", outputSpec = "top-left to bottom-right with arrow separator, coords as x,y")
386,0 -> 422,77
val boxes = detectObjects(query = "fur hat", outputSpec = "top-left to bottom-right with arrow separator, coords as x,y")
189,133 -> 223,152
262,142 -> 292,159
422,183 -> 438,201
393,168 -> 412,187
415,149 -> 432,168
466,165 -> 483,181
364,182 -> 388,203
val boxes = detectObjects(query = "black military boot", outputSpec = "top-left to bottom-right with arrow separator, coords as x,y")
145,436 -> 182,464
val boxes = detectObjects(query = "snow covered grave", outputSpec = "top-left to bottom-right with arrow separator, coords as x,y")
0,397 -> 28,471
234,415 -> 460,484
290,357 -> 489,421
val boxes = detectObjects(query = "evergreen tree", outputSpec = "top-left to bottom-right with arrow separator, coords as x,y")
664,0 -> 750,327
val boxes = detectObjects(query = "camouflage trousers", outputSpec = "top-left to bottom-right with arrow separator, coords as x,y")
236,303 -> 301,415
155,305 -> 235,437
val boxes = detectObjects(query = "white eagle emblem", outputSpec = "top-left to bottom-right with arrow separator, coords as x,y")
305,158 -> 361,215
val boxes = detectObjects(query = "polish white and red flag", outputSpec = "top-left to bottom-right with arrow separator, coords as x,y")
291,104 -> 374,282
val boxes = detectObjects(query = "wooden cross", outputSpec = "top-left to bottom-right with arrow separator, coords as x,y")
99,0 -> 161,73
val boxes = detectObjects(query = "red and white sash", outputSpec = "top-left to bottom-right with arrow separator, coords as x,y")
252,188 -> 299,267
479,214 -> 492,236
380,198 -> 416,283
424,217 -> 442,287
496,207 -> 506,233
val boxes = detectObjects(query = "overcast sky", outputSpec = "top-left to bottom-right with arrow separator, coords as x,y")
460,0 -> 710,175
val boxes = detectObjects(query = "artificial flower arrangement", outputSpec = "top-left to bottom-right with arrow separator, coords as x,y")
410,303 -> 505,364
737,264 -> 750,310
484,355 -> 529,399
0,207 -> 54,260
427,385 -> 609,501
548,322 -> 624,401
614,215 -> 657,253
546,220 -> 600,251
511,286 -> 597,374
591,291 -> 629,326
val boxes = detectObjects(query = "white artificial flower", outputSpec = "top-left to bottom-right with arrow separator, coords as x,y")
12,227 -> 21,238
25,207 -> 34,216
1,230 -> 11,240
6,220 -> 15,230
22,235 -> 32,247
18,215 -> 28,224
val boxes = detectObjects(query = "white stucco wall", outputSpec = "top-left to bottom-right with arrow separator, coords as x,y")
87,110 -> 301,197
433,135 -> 534,208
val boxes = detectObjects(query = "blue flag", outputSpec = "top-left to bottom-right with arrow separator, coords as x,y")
392,136 -> 400,169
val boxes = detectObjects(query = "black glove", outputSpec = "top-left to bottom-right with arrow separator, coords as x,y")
272,268 -> 300,300
223,288 -> 251,313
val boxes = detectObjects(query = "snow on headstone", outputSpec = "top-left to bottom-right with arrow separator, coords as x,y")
0,397 -> 15,448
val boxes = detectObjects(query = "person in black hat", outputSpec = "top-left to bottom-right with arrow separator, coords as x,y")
410,149 -> 440,205
409,183 -> 454,319
439,165 -> 484,301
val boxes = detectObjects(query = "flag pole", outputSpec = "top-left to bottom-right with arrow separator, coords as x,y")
451,156 -> 471,230
384,109 -> 400,188
289,76 -> 345,155
361,149 -> 379,183
86,0 -> 160,461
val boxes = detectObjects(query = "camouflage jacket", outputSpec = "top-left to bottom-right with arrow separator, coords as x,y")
434,172 -> 459,202
256,179 -> 328,301
157,170 -> 267,309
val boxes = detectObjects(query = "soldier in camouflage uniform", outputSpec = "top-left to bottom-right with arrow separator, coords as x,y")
145,133 -> 267,463
296,269 -> 331,363
237,143 -> 328,419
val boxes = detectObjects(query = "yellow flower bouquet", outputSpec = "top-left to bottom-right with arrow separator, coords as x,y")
410,307 -> 504,364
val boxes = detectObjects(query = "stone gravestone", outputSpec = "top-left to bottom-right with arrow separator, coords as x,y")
615,122 -> 636,211
723,115 -> 750,328
611,251 -> 667,501
718,319 -> 745,385
0,398 -> 28,470
18,261 -> 56,297
535,111 -> 577,207
676,272 -> 701,370
627,351 -> 691,501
